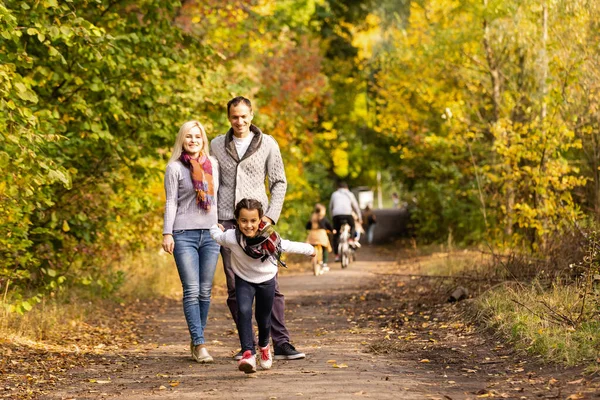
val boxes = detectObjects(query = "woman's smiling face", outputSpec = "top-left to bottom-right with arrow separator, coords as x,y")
182,126 -> 203,158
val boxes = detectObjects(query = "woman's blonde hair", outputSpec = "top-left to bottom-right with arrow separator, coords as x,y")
314,203 -> 326,218
310,203 -> 326,229
169,120 -> 210,163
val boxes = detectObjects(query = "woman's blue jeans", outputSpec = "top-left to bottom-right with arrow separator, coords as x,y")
235,275 -> 276,354
366,224 -> 375,245
173,229 -> 220,345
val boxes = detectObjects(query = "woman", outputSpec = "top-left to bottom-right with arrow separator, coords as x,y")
305,203 -> 333,272
162,120 -> 220,363
362,204 -> 376,245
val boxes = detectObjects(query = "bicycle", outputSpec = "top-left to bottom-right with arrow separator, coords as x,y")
338,223 -> 353,269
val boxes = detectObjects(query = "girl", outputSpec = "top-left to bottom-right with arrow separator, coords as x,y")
210,198 -> 315,373
305,203 -> 334,273
162,120 -> 220,363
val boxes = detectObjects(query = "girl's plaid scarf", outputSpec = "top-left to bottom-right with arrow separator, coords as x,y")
179,152 -> 215,212
235,221 -> 287,268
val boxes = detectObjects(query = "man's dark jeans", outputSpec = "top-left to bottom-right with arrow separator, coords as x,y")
235,274 -> 276,353
219,219 -> 291,346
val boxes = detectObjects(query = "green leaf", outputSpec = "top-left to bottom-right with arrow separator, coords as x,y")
48,46 -> 60,57
14,82 -> 38,103
21,301 -> 32,312
43,0 -> 59,8
60,26 -> 71,37
48,169 -> 70,187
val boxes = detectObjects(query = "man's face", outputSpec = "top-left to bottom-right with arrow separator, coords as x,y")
228,103 -> 253,137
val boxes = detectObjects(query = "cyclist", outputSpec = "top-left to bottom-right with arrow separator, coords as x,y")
305,203 -> 334,272
329,182 -> 362,262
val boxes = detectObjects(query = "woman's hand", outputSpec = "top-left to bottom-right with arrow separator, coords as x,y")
162,234 -> 174,254
217,223 -> 225,231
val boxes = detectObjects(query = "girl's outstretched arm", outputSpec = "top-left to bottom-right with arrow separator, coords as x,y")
281,239 -> 316,257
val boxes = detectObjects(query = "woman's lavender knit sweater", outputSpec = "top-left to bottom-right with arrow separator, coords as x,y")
162,157 -> 220,235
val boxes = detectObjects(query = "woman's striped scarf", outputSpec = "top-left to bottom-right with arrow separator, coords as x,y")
179,152 -> 215,212
235,221 -> 287,268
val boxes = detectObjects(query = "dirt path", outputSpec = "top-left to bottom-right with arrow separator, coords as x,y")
43,248 -> 599,400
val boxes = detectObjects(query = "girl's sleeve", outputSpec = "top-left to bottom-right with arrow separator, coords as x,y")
281,239 -> 315,256
324,218 -> 334,232
210,225 -> 229,247
305,221 -> 312,230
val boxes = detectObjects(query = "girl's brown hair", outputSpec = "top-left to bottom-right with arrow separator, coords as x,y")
234,198 -> 264,219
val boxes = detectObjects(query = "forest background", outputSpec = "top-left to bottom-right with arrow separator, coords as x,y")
2,0 -> 600,366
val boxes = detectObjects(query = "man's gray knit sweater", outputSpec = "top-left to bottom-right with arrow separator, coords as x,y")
210,125 -> 287,223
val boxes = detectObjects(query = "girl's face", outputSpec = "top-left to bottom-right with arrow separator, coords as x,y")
182,126 -> 204,158
237,208 -> 261,237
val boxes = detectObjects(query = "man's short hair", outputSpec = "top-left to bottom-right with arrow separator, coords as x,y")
227,96 -> 252,117
337,181 -> 348,189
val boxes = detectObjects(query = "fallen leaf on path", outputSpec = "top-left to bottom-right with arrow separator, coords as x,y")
159,385 -> 167,390
566,394 -> 585,400
332,363 -> 348,368
420,359 -> 430,363
476,389 -> 492,397
169,381 -> 180,387
567,378 -> 584,384
327,360 -> 336,363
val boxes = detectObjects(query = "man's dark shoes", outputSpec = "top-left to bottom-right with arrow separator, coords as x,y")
233,349 -> 244,360
273,343 -> 305,360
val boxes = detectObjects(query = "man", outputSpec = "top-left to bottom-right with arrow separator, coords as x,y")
329,181 -> 362,261
210,96 -> 305,360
